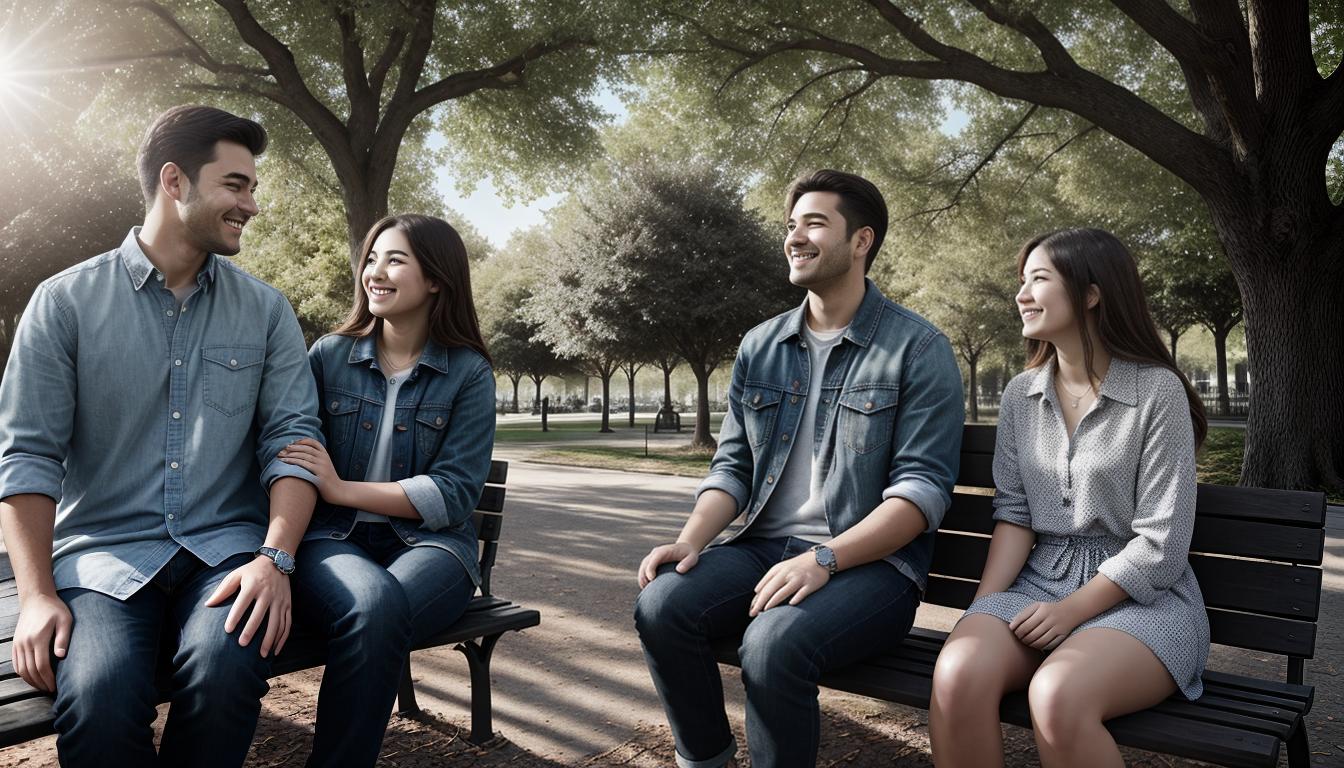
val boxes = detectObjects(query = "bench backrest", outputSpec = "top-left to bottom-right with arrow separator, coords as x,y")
472,459 -> 510,598
932,424 -> 1326,682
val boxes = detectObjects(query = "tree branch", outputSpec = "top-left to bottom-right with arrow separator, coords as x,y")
367,27 -> 408,103
122,1 -> 270,78
964,0 -> 1081,74
333,6 -> 377,146
406,35 -> 593,115
1014,123 -> 1099,193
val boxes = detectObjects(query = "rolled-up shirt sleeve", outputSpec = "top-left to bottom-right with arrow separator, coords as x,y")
255,293 -> 323,489
990,378 -> 1033,528
881,331 -> 964,531
0,284 -> 77,503
1097,373 -> 1197,605
416,359 -> 496,531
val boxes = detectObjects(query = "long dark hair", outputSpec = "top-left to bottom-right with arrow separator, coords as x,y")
1016,228 -> 1206,447
334,214 -> 492,365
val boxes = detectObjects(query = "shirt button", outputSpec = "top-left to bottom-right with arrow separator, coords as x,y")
791,396 -> 799,404
181,304 -> 188,312
172,411 -> 181,419
174,359 -> 183,366
229,359 -> 238,367
823,397 -> 831,404
395,424 -> 408,432
434,417 -> 444,426
406,536 -> 417,543
792,380 -> 800,390
766,475 -> 775,484
362,421 -> 373,430
167,513 -> 175,520
752,394 -> 761,405
781,433 -> 790,442
155,273 -> 164,281
165,309 -> 174,317
865,401 -> 874,410
170,461 -> 180,469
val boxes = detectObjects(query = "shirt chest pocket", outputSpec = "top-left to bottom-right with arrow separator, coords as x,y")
837,386 -> 899,455
415,405 -> 451,458
323,395 -> 362,449
201,346 -> 265,417
741,385 -> 784,449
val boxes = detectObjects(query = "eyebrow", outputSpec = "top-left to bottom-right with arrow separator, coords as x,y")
1027,267 -> 1052,275
222,172 -> 257,188
788,212 -> 830,224
371,249 -> 411,258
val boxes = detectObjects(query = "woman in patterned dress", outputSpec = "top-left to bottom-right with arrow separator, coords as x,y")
928,228 -> 1210,767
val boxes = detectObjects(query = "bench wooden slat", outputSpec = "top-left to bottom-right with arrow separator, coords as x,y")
1191,556 -> 1322,620
1190,516 -> 1324,565
477,484 -> 506,514
940,494 -> 996,534
472,510 -> 503,542
486,460 -> 508,486
1207,608 -> 1317,658
955,453 -> 994,487
1194,484 -> 1325,526
930,531 -> 990,580
960,424 -> 998,453
923,574 -> 978,609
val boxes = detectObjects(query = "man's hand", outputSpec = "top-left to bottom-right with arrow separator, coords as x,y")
12,593 -> 72,692
204,555 -> 291,657
749,552 -> 830,616
1009,600 -> 1081,650
638,542 -> 701,588
278,438 -> 344,504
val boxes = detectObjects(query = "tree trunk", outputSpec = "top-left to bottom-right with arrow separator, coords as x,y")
339,177 -> 390,268
530,375 -> 545,413
1166,328 -> 1180,362
627,366 -> 637,427
1219,222 -> 1344,491
599,373 -> 613,433
967,356 -> 979,423
1212,327 -> 1232,417
508,374 -> 522,414
689,361 -> 716,450
662,365 -> 674,408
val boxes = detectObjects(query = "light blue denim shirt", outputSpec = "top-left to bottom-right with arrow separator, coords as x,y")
0,228 -> 322,599
303,333 -> 496,586
698,279 -> 964,590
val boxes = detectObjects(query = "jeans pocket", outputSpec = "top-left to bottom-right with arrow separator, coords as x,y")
837,385 -> 898,454
201,345 -> 265,417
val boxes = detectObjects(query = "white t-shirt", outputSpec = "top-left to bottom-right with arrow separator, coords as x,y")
354,364 -> 414,523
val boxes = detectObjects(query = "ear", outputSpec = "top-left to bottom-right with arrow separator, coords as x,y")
1086,283 -> 1101,310
160,162 -> 186,203
852,226 -> 874,262
428,282 -> 441,294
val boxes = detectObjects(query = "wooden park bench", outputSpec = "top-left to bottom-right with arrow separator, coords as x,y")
0,459 -> 538,749
716,424 -> 1326,768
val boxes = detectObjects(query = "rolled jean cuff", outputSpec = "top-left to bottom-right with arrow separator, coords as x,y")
676,736 -> 737,768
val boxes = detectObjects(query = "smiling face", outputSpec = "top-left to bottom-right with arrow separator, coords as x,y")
176,140 -> 259,257
784,191 -> 868,292
1017,245 -> 1087,345
362,226 -> 439,323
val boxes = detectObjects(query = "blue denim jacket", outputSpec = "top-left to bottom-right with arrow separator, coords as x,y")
0,228 -> 322,599
304,333 -> 496,585
697,280 -> 964,590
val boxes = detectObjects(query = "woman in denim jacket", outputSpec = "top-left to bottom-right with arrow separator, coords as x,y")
279,214 -> 495,767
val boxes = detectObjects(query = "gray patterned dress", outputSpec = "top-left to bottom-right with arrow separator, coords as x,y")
963,357 -> 1209,700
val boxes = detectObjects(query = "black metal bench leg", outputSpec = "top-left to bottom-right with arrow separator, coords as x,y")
396,654 -> 420,716
458,633 -> 503,745
1287,722 -> 1310,768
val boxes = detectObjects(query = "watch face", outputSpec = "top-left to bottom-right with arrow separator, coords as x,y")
814,546 -> 836,570
259,546 -> 295,574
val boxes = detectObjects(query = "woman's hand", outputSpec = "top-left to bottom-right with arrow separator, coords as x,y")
278,438 -> 346,504
1009,600 -> 1082,650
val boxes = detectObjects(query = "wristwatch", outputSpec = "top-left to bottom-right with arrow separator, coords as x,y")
811,544 -> 838,575
255,546 -> 296,575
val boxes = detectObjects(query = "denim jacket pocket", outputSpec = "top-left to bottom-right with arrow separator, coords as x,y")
322,394 -> 362,449
741,384 -> 784,449
201,345 -> 265,417
837,386 -> 899,455
414,405 -> 451,457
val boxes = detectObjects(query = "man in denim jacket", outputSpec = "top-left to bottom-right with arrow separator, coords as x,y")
0,106 -> 322,766
635,170 -> 964,768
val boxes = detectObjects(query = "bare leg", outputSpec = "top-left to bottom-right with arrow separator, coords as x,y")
1027,628 -> 1177,768
930,614 -> 1043,768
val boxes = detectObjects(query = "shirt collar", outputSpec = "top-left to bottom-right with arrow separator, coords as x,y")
773,278 -> 885,348
1026,355 -> 1140,407
349,334 -> 453,375
119,227 -> 219,292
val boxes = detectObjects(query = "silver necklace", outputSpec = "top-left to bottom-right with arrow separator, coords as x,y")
1056,375 -> 1093,410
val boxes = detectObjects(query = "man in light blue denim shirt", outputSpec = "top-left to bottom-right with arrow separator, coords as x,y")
0,105 -> 322,766
635,170 -> 964,768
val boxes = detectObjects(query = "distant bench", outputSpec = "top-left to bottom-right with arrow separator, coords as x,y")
715,424 -> 1325,768
0,458 -> 539,748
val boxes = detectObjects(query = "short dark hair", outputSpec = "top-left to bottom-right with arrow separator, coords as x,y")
136,105 -> 268,203
784,169 -> 888,272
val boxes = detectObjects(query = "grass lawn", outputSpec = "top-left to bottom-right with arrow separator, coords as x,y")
529,445 -> 715,477
1197,427 -> 1246,486
494,413 -> 726,443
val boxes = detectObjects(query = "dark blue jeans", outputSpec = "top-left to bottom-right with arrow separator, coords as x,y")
292,522 -> 474,768
634,536 -> 920,768
53,549 -> 271,768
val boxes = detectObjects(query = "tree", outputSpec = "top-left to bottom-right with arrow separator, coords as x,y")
476,237 -> 565,413
663,1 -> 1344,490
570,158 -> 799,449
95,0 -> 619,257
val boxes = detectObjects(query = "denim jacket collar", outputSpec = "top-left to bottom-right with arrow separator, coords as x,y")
348,333 -> 454,375
119,227 -> 218,292
771,278 -> 887,349
1026,355 -> 1140,407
